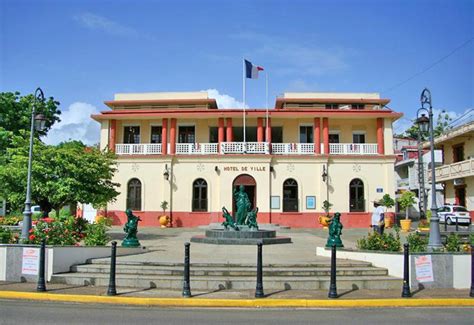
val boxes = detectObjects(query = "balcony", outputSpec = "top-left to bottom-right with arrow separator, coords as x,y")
431,158 -> 474,182
329,143 -> 378,155
397,178 -> 410,188
114,142 -> 379,156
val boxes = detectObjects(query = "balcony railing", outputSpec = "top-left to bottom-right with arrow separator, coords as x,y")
272,143 -> 315,155
431,158 -> 474,182
176,143 -> 219,155
115,143 -> 162,155
396,178 -> 410,188
220,142 -> 270,154
329,143 -> 378,155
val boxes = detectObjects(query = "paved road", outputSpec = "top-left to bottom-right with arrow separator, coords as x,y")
1,299 -> 473,325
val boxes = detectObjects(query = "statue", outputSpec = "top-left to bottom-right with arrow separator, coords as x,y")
122,209 -> 141,247
234,185 -> 251,225
221,207 -> 238,231
325,212 -> 344,248
245,207 -> 259,230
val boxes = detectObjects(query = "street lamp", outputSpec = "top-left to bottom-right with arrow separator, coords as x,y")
21,88 -> 47,241
415,88 -> 442,250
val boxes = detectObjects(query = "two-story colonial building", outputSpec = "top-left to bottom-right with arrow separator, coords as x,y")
92,91 -> 402,228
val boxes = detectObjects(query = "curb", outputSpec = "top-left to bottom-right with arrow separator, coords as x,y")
0,291 -> 473,308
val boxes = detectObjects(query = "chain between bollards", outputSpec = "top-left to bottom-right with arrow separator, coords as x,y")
401,243 -> 411,298
107,241 -> 117,296
36,238 -> 46,292
470,245 -> 474,298
255,241 -> 264,298
328,244 -> 338,298
182,242 -> 191,298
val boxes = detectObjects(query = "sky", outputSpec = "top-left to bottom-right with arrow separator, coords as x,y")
1,0 -> 473,145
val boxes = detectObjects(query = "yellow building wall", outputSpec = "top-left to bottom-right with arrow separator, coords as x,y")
100,120 -> 109,151
443,176 -> 474,211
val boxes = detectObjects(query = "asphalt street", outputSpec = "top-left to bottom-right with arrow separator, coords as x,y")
1,299 -> 473,325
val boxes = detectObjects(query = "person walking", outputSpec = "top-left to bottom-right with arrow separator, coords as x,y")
371,200 -> 385,235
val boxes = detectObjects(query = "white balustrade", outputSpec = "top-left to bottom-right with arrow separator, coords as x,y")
221,142 -> 269,154
271,143 -> 315,155
176,143 -> 219,155
115,143 -> 162,155
329,143 -> 378,155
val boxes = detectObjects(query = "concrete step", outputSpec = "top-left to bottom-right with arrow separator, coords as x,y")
70,264 -> 388,277
51,273 -> 401,290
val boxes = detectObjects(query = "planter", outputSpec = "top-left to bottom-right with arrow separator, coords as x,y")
318,215 -> 332,229
159,215 -> 170,228
384,215 -> 392,228
400,219 -> 412,232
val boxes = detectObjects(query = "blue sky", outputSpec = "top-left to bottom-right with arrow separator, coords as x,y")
1,0 -> 473,144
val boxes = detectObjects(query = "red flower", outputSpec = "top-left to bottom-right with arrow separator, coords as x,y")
43,218 -> 54,223
29,234 -> 36,241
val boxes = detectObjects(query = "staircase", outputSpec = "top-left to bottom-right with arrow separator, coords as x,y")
51,259 -> 401,290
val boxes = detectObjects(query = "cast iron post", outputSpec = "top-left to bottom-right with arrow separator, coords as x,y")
107,241 -> 117,296
402,243 -> 411,297
328,244 -> 338,298
182,242 -> 191,297
255,241 -> 264,298
36,239 -> 46,292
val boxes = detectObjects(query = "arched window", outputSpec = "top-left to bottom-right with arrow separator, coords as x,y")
349,178 -> 365,212
127,178 -> 142,211
283,178 -> 298,212
192,178 -> 208,212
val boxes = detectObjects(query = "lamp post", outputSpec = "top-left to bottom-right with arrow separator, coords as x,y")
417,130 -> 427,219
20,88 -> 47,241
415,88 -> 442,250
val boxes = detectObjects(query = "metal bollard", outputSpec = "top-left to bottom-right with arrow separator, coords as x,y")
107,241 -> 117,296
182,242 -> 191,297
470,245 -> 474,298
401,243 -> 411,298
255,241 -> 264,298
36,239 -> 46,292
444,218 -> 447,231
328,244 -> 338,298
455,216 -> 459,231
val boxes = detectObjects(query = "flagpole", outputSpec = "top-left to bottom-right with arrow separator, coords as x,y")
265,72 -> 269,141
242,58 -> 246,145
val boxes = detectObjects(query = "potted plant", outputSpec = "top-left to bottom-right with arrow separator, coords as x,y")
318,200 -> 333,229
418,210 -> 431,231
397,191 -> 416,232
380,194 -> 395,228
158,201 -> 170,228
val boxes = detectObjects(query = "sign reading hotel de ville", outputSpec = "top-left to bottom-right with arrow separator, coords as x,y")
21,247 -> 40,275
223,166 -> 267,172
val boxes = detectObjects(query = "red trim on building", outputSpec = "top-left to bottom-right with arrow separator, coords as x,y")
314,118 -> 320,154
161,119 -> 168,155
257,118 -> 264,142
377,118 -> 384,155
108,210 -> 372,228
170,118 -> 177,155
226,118 -> 233,142
109,120 -> 116,151
323,118 -> 329,155
218,118 -> 225,145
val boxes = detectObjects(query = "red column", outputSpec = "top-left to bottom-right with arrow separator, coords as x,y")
266,118 -> 272,143
170,118 -> 177,155
314,118 -> 320,154
109,120 -> 116,152
226,118 -> 233,142
377,118 -> 384,155
323,118 -> 329,155
257,117 -> 264,142
162,119 -> 168,155
218,118 -> 225,144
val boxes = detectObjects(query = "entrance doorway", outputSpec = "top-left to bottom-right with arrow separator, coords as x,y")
232,174 -> 256,215
455,186 -> 466,207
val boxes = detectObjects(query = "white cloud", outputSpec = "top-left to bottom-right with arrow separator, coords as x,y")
205,89 -> 247,109
74,13 -> 151,39
44,102 -> 101,146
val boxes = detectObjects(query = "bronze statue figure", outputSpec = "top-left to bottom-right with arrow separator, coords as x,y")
245,207 -> 259,230
122,209 -> 141,247
221,207 -> 238,230
234,185 -> 251,225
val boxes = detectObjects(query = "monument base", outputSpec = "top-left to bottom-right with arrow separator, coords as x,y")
190,228 -> 292,245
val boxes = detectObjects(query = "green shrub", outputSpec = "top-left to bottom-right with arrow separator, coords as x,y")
406,232 -> 428,252
0,216 -> 21,226
357,229 -> 401,252
0,226 -> 13,243
84,222 -> 110,246
445,233 -> 462,252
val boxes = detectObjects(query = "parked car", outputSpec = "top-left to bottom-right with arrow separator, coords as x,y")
437,205 -> 471,225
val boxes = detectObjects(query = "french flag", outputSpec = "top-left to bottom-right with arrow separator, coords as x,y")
245,59 -> 264,79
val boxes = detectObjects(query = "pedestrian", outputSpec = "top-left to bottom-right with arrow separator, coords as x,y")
371,200 -> 385,235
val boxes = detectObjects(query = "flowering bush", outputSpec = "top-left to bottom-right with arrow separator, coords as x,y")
0,216 -> 21,226
356,228 -> 402,252
0,226 -> 14,243
27,216 -> 110,246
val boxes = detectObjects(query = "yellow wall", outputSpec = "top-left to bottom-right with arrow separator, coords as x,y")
443,176 -> 474,211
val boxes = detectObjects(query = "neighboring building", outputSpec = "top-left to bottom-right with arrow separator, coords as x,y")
92,91 -> 402,228
432,111 -> 474,215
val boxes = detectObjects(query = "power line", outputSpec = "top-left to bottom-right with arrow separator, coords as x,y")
382,37 -> 473,94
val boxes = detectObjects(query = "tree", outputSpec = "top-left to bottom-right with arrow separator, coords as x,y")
381,194 -> 395,210
397,191 -> 416,220
403,112 -> 452,140
0,137 -> 120,215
